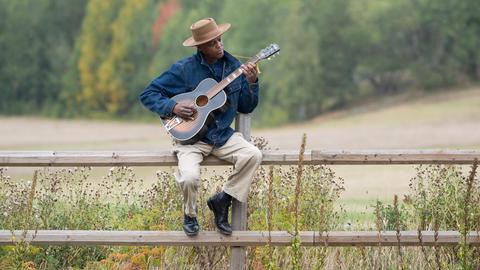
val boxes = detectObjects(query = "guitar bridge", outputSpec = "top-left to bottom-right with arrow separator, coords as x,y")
164,116 -> 183,131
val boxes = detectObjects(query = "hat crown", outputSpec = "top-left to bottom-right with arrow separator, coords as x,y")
183,17 -> 230,47
191,18 -> 220,43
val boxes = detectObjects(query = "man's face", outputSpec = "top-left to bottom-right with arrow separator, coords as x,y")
198,36 -> 224,61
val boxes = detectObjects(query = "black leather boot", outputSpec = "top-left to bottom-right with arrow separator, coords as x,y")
183,214 -> 199,236
207,191 -> 233,235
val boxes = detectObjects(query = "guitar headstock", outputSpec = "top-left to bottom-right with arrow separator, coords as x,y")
256,43 -> 280,61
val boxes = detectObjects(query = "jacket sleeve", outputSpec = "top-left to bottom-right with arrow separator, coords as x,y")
237,76 -> 259,114
139,63 -> 186,118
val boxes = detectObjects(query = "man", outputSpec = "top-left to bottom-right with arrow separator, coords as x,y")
140,18 -> 262,236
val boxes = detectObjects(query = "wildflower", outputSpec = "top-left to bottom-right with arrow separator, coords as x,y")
343,221 -> 352,230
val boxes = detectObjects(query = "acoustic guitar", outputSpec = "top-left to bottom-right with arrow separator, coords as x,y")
161,43 -> 280,144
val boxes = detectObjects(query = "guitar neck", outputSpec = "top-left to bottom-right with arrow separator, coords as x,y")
206,55 -> 260,99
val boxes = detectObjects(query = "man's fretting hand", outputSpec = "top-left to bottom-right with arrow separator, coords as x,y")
173,102 -> 196,120
241,62 -> 258,84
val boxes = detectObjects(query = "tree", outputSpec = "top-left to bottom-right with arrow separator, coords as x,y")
96,0 -> 157,115
75,0 -> 125,115
0,0 -> 86,115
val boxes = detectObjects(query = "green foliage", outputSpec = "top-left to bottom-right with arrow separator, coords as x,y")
75,0 -> 126,115
403,164 -> 480,268
374,200 -> 409,231
0,0 -> 86,116
1,0 -> 480,123
406,165 -> 480,231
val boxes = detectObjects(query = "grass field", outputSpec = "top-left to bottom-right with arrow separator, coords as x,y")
1,87 -> 479,210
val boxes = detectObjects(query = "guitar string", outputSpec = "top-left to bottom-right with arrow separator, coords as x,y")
232,54 -> 261,73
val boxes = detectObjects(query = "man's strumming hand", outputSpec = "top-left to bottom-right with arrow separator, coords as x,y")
173,102 -> 196,120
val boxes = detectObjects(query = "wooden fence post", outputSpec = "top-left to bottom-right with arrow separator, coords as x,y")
231,113 -> 251,270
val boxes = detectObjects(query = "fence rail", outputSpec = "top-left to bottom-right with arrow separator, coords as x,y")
2,230 -> 479,247
1,149 -> 479,166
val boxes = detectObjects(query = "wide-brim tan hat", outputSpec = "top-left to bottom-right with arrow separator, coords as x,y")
183,18 -> 231,47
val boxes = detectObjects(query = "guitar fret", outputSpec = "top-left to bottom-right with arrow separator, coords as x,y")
234,69 -> 242,77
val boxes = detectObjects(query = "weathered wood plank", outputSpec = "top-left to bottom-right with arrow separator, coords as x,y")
232,114 -> 251,270
0,150 -> 479,167
1,230 -> 479,246
310,150 -> 480,165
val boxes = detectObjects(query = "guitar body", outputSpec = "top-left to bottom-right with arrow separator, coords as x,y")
160,78 -> 227,144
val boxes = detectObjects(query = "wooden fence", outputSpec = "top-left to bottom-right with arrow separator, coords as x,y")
1,149 -> 480,263
1,115 -> 480,269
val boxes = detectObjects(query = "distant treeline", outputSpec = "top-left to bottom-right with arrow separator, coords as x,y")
1,0 -> 479,125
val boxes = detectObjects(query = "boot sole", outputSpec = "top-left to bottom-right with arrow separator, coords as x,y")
217,228 -> 232,235
184,230 -> 199,237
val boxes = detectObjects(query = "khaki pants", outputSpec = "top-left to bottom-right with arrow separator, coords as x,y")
173,132 -> 262,217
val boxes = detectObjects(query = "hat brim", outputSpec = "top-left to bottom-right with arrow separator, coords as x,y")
182,23 -> 231,47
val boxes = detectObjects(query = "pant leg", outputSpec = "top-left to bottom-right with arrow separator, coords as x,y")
212,132 -> 263,202
173,142 -> 212,217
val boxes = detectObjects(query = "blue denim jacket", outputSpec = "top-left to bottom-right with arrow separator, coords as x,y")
140,50 -> 259,147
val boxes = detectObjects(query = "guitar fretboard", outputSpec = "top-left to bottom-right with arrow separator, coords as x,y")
206,55 -> 260,99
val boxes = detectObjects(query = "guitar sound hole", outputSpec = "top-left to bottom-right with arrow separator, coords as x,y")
196,95 -> 209,107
